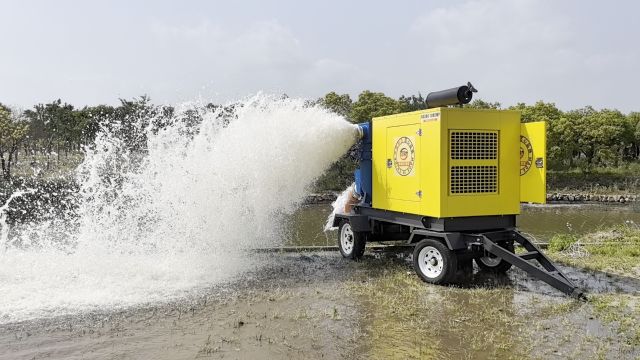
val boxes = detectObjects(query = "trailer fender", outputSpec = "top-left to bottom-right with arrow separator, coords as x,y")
408,229 -> 467,250
333,214 -> 370,232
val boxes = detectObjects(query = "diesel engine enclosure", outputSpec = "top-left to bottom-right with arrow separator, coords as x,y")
363,107 -> 546,218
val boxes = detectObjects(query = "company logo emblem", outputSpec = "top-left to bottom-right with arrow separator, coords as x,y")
520,135 -> 533,176
394,137 -> 415,176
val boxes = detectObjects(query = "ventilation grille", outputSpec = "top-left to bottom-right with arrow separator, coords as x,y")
450,131 -> 498,160
450,166 -> 498,194
449,130 -> 499,195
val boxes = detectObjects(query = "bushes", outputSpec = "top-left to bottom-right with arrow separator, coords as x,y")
548,234 -> 579,252
548,224 -> 640,256
314,155 -> 357,191
548,164 -> 640,193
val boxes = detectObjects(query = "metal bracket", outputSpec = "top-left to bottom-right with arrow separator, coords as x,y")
480,230 -> 586,299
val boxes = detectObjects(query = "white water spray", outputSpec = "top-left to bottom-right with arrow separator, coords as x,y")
0,188 -> 36,252
324,184 -> 354,231
0,95 -> 358,323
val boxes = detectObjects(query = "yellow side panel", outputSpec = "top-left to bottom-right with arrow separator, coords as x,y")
372,111 -> 424,215
440,108 -> 521,217
520,121 -> 547,204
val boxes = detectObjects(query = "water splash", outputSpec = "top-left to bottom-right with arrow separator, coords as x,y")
0,188 -> 36,252
0,94 -> 358,323
324,184 -> 354,231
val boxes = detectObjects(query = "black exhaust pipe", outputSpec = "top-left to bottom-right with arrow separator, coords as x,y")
426,82 -> 477,108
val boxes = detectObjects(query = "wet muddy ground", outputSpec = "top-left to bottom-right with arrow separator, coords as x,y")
0,251 -> 638,360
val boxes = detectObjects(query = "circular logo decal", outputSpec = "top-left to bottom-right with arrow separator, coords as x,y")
394,137 -> 415,176
520,135 -> 533,176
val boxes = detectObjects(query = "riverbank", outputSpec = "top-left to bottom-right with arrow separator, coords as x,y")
546,192 -> 638,203
544,225 -> 640,355
548,167 -> 640,195
546,224 -> 640,275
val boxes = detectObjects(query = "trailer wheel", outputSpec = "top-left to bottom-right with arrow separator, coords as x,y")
338,221 -> 366,259
475,242 -> 514,273
413,239 -> 457,284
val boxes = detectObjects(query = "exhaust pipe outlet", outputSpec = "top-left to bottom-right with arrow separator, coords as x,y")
426,82 -> 478,109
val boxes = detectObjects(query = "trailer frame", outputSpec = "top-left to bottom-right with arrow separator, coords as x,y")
333,206 -> 585,299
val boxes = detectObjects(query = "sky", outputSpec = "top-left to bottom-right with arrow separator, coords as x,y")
1,0 -> 639,112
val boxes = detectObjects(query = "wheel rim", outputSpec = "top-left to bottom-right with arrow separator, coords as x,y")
479,254 -> 502,267
418,246 -> 444,278
340,224 -> 354,255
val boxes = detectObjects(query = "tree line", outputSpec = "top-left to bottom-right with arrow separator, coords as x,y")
318,91 -> 640,170
0,96 -> 180,180
1,91 -> 639,182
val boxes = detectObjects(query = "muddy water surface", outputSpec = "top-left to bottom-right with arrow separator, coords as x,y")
285,202 -> 640,246
1,252 -> 637,359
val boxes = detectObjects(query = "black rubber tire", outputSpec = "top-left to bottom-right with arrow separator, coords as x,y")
475,241 -> 514,273
413,238 -> 458,284
337,221 -> 366,260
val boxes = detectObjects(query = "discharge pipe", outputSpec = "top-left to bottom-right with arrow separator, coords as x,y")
426,82 -> 477,108
354,123 -> 367,140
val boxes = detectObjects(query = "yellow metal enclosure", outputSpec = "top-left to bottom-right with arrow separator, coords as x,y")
371,107 -> 544,218
519,121 -> 547,204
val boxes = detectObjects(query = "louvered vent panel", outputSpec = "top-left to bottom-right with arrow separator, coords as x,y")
450,166 -> 498,194
449,131 -> 499,195
450,131 -> 498,160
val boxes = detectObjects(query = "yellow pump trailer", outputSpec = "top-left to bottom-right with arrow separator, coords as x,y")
334,83 -> 584,298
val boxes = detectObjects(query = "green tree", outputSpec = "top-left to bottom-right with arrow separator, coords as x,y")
318,92 -> 353,119
465,99 -> 501,109
628,112 -> 640,160
547,115 -> 579,168
114,95 -> 159,151
563,107 -> 632,168
509,101 -> 563,123
509,101 -> 573,169
0,104 -> 30,179
589,109 -> 633,166
81,104 -> 117,145
350,91 -> 404,122
398,94 -> 427,112
565,107 -> 597,167
23,100 -> 77,159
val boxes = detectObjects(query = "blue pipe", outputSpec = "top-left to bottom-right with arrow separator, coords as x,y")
355,122 -> 372,205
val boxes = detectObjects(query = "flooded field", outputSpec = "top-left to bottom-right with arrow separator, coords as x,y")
1,251 -> 638,359
0,203 -> 638,359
